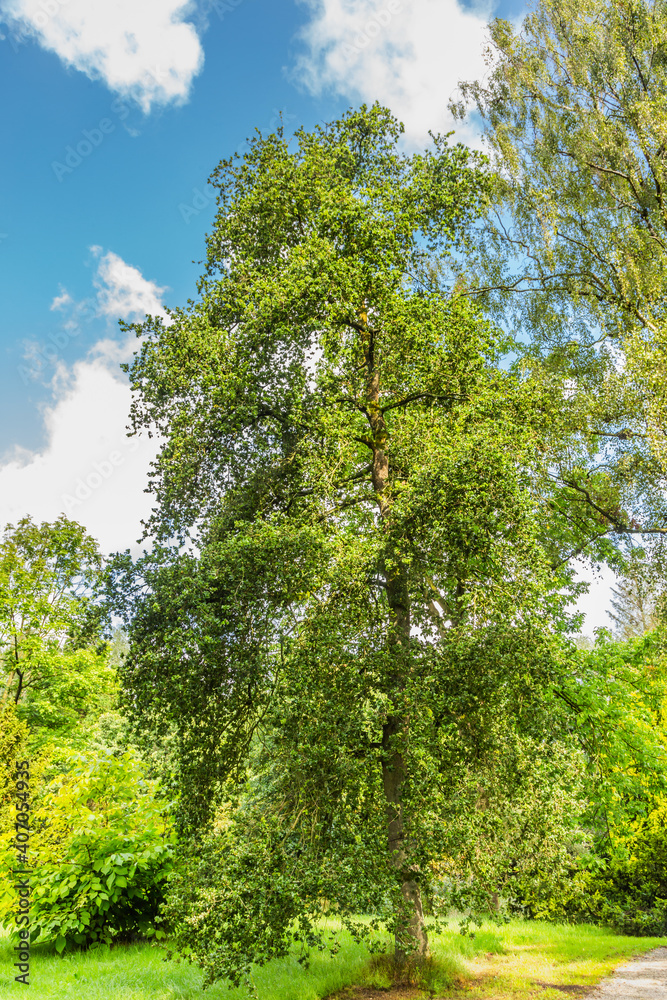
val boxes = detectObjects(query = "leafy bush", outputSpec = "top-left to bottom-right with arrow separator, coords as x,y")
582,802 -> 667,936
0,748 -> 175,951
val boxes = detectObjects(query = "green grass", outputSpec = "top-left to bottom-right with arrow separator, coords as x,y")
425,919 -> 667,999
1,919 -> 666,999
0,925 -> 383,1000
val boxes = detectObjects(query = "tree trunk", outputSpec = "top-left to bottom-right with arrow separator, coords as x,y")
382,717 -> 429,963
362,313 -> 429,962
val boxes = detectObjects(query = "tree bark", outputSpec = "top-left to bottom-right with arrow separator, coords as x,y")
362,312 -> 429,963
382,714 -> 429,963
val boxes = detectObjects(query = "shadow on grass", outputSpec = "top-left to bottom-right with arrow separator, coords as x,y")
326,950 -> 469,998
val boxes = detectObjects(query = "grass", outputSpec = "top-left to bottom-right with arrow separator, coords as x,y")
423,920 -> 667,999
0,924 -> 379,1000
1,919 -> 665,999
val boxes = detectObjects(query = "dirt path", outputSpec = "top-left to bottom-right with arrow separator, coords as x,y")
587,948 -> 667,999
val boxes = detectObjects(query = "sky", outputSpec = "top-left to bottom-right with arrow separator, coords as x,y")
0,0 -> 612,630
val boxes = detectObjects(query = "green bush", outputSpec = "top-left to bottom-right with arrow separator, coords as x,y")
579,802 -> 667,935
0,748 -> 175,951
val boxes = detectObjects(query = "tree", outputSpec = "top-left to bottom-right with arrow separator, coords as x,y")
115,105 -> 589,983
608,546 -> 666,638
0,516 -> 113,738
459,0 -> 667,490
549,631 -> 667,932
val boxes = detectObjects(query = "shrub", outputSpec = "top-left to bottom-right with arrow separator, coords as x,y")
576,804 -> 667,937
0,748 -> 175,951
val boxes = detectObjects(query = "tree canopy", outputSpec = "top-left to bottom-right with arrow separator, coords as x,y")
107,105 -> 623,985
0,516 -> 112,739
460,0 -> 667,484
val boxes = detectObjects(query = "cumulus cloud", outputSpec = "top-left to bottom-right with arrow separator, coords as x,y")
293,0 -> 495,146
0,362 -> 159,553
21,249 -> 169,385
0,249 -> 165,553
92,247 -> 168,323
0,0 -> 204,111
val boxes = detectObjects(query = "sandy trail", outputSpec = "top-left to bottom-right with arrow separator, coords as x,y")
588,948 -> 667,999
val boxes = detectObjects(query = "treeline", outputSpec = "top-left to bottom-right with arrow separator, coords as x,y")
4,0 -> 667,985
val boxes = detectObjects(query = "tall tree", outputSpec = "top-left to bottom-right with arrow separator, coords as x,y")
459,0 -> 667,338
459,0 -> 667,515
116,105 -> 588,983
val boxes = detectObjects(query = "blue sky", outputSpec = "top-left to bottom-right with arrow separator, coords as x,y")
0,0 -> 341,451
0,0 -> 612,627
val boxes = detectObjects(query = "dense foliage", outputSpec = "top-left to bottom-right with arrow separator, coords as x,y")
0,518 -> 174,953
5,29 -> 667,980
0,516 -> 114,741
0,748 -> 174,951
566,632 -> 667,933
106,103 -> 660,985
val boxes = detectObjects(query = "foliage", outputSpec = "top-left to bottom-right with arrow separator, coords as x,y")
432,727 -> 589,924
161,808 -> 388,988
461,0 -> 667,327
558,633 -> 667,831
0,748 -> 175,951
584,801 -> 667,936
519,631 -> 667,930
607,545 -> 667,638
568,633 -> 667,934
458,0 -> 667,526
0,516 -> 114,742
108,104 -> 617,983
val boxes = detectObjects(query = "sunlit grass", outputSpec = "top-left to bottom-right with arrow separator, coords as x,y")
1,919 -> 665,999
425,919 -> 667,999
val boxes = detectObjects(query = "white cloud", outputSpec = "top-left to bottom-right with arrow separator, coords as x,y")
93,248 -> 168,323
50,288 -> 72,311
21,249 -> 169,384
0,250 -> 165,554
293,0 -> 495,146
0,361 -> 159,554
0,0 -> 204,111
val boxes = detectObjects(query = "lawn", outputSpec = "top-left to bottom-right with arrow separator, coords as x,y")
1,920 -> 665,999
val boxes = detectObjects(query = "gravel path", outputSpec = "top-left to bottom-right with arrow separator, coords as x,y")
588,948 -> 667,999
